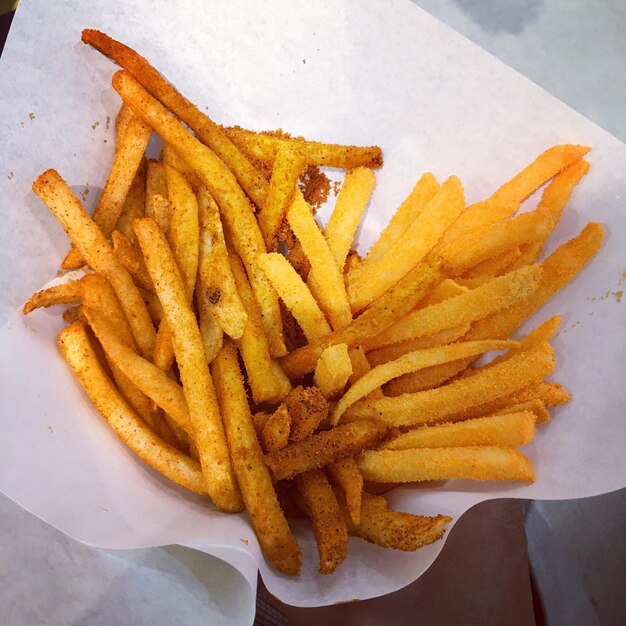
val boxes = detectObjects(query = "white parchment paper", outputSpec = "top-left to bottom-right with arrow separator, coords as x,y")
1,0 -> 625,609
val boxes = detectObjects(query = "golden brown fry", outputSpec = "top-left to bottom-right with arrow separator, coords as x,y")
359,446 -> 535,483
114,157 -> 147,243
285,386 -> 329,442
145,161 -> 168,221
487,400 -> 550,424
262,404 -> 292,452
458,248 -> 522,284
264,419 -> 388,481
327,457 -> 363,525
348,346 -> 384,399
252,411 -> 271,439
417,278 -> 469,307
32,170 -> 155,359
196,291 -> 224,364
134,217 -> 242,512
59,322 -> 205,493
211,342 -> 301,576
160,142 -> 204,191
295,469 -> 348,574
23,279 -> 83,314
63,304 -> 85,324
111,230 -> 153,291
314,343 -> 353,399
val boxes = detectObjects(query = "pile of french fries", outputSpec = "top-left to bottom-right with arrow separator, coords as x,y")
23,29 -> 603,576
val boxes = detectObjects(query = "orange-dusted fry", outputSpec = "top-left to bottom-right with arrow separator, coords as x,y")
264,419 -> 388,481
345,343 -> 554,426
338,490 -> 451,551
224,126 -> 383,170
314,343 -> 353,399
280,260 -> 442,379
112,70 -> 286,357
160,142 -> 203,191
252,411 -> 271,439
385,358 -> 472,395
510,381 -> 572,407
23,279 -> 83,314
487,400 -> 550,424
287,191 -> 352,330
333,340 -> 514,425
380,411 -> 536,450
229,252 -> 291,403
348,346 -> 384,399
259,144 -> 304,249
115,102 -> 134,144
145,161 -> 168,221
364,266 -> 541,350
196,291 -> 223,364
285,386 -> 329,442
295,469 -> 348,574
325,167 -> 376,270
417,278 -> 468,307
364,173 -> 440,265
348,176 -> 464,312
141,287 -> 163,325
328,457 -> 363,525
63,304 -> 85,324
262,404 -> 292,452
211,342 -> 301,576
258,252 -> 331,341
458,248 -> 522,285
32,170 -> 155,358
134,217 -> 242,512
111,230 -> 153,291
83,30 -> 269,209
62,113 -> 151,270
359,446 -> 535,483
114,157 -> 147,243
440,144 -> 590,245
59,322 -> 205,494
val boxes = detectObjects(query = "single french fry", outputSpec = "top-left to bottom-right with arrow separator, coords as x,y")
487,401 -> 550,424
112,70 -> 286,357
439,145 -> 590,245
111,230 -> 153,291
58,322 -> 205,494
381,411 -> 536,450
229,252 -> 291,403
33,170 -> 155,359
285,386 -> 329,442
364,173 -> 440,265
510,381 -> 572,407
262,404 -> 291,452
115,102 -> 134,144
259,144 -> 304,249
348,346 -> 384,399
258,252 -> 331,341
295,469 -> 348,574
314,343 -> 353,399
114,157 -> 147,243
359,446 -> 535,483
264,419 -> 388,481
347,176 -> 464,312
345,343 -> 554,427
224,126 -> 383,170
417,278 -> 468,307
23,280 -> 83,314
63,304 -> 85,324
325,167 -> 376,270
211,342 -> 301,576
196,291 -> 223,364
287,191 -> 352,330
160,142 -> 204,191
279,260 -> 442,379
134,217 -> 242,512
327,457 -> 363,525
145,161 -> 168,221
458,248 -> 522,284
83,30 -> 269,210
333,340 -> 514,425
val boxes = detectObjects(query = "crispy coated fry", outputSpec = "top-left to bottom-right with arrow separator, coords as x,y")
63,304 -> 85,324
59,322 -> 205,493
262,404 -> 292,452
23,279 -> 83,314
211,342 -> 301,576
417,278 -> 468,307
328,457 -> 363,525
264,419 -> 388,481
196,291 -> 224,364
348,346 -> 384,399
295,469 -> 348,574
359,446 -> 535,483
32,169 -> 155,359
314,343 -> 353,399
114,157 -> 147,243
325,167 -> 376,270
145,161 -> 168,222
487,401 -> 550,424
458,248 -> 522,284
285,386 -> 329,442
160,142 -> 203,191
111,230 -> 153,291
134,217 -> 242,512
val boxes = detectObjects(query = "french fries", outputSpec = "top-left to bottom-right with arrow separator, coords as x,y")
314,343 -> 353,399
328,457 -> 364,525
285,385 -> 329,442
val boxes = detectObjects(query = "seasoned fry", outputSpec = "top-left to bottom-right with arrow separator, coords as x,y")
262,404 -> 292,452
264,419 -> 388,481
328,457 -> 363,525
285,385 -> 329,442
145,161 -> 168,221
23,279 -> 83,314
134,217 -> 242,512
359,446 -> 535,483
59,322 -> 205,494
114,157 -> 147,243
32,170 -> 156,359
380,411 -> 536,450
348,346 -> 384,399
314,343 -> 353,399
63,304 -> 85,324
325,167 -> 376,270
111,230 -> 153,291
487,400 -> 550,424
417,278 -> 468,307
115,102 -> 134,144
458,248 -> 522,284
211,342 -> 301,576
160,142 -> 203,191
196,291 -> 224,364
347,176 -> 464,312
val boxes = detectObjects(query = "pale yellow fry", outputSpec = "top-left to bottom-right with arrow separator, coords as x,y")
196,291 -> 224,364
348,176 -> 464,312
364,265 -> 542,350
325,167 -> 376,270
314,343 -> 353,399
259,144 -> 304,250
112,70 -> 286,358
332,340 -> 514,425
345,343 -> 555,427
359,446 -> 535,483
381,411 -> 536,450
348,346 -> 383,399
59,322 -> 205,494
197,189 -> 248,340
258,252 -> 331,342
327,457 -> 363,526
488,401 -> 550,425
364,173 -> 440,265
33,170 -> 155,358
160,142 -> 203,191
287,191 -> 352,330
211,342 -> 301,576
134,217 -> 242,512
459,248 -> 522,284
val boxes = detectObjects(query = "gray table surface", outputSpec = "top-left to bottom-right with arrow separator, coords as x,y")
2,1 -> 625,625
